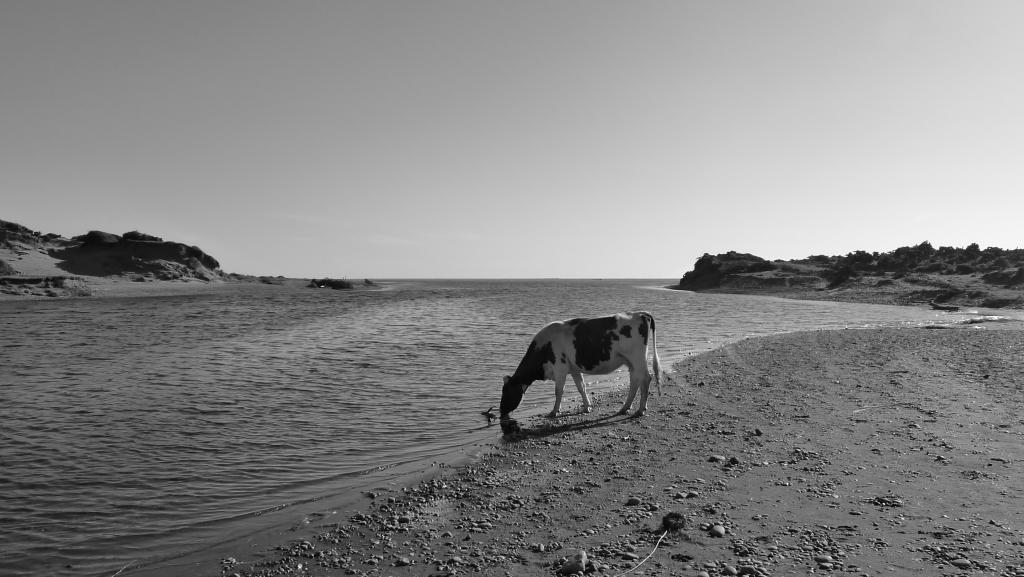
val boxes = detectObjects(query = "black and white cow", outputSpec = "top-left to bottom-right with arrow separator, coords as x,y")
499,311 -> 662,424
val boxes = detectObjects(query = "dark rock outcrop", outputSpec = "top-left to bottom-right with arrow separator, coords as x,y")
2,219 -> 224,284
677,252 -> 778,290
54,230 -> 221,280
308,278 -> 354,290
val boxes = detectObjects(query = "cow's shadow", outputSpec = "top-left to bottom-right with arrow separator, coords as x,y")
499,412 -> 636,443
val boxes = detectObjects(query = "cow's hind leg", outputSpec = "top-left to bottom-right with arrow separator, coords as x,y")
634,370 -> 653,417
571,371 -> 593,413
617,370 -> 641,415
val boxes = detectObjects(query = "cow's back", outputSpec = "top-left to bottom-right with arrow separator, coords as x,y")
548,312 -> 651,375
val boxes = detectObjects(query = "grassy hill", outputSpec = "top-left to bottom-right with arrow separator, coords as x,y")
674,242 -> 1024,309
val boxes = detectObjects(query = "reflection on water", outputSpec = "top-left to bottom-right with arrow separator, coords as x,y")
0,279 -> 1012,576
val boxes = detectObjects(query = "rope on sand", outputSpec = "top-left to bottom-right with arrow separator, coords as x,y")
610,512 -> 686,577
851,404 -> 888,415
108,561 -> 136,573
611,530 -> 668,577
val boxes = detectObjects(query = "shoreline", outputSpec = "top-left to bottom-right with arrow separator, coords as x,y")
129,325 -> 1024,577
0,276 -> 389,301
666,282 -> 1024,310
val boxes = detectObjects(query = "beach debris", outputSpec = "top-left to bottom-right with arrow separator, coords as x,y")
603,512 -> 685,576
659,511 -> 686,532
865,494 -> 904,508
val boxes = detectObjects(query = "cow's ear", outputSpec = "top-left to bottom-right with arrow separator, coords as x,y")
503,375 -> 511,386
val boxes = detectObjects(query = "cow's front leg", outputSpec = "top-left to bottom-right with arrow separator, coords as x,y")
571,372 -> 593,413
548,376 -> 567,418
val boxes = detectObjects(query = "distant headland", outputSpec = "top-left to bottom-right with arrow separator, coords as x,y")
0,218 -> 372,298
673,242 -> 1024,309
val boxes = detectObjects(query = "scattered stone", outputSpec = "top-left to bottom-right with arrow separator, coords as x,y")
950,558 -> 972,569
625,497 -> 642,506
558,550 -> 588,575
709,524 -> 727,538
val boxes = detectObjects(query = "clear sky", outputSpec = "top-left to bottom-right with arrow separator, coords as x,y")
2,1 -> 1022,278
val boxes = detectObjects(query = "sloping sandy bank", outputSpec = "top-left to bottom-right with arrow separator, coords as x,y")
149,327 -> 1024,577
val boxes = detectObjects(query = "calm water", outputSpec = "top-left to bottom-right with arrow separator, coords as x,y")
1,279 -> 1016,577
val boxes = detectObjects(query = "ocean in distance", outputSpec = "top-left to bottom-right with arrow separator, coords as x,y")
2,278 -> 1018,577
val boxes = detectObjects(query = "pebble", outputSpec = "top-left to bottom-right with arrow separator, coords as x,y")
709,524 -> 727,538
709,455 -> 727,463
625,497 -> 642,506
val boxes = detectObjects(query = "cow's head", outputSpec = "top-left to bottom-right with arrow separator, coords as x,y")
499,375 -> 526,418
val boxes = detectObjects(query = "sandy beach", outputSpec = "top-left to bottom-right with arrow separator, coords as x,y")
141,325 -> 1024,577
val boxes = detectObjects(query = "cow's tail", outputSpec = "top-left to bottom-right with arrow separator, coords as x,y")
645,312 -> 663,395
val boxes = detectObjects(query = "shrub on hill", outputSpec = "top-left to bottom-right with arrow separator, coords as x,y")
123,231 -> 164,242
679,241 -> 1024,291
0,258 -> 17,275
822,241 -> 1024,286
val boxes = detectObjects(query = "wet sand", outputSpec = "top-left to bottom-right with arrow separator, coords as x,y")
141,326 -> 1024,577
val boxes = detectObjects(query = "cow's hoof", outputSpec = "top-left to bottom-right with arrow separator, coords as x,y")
633,410 -> 647,418
546,410 -> 558,418
582,406 -> 593,414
